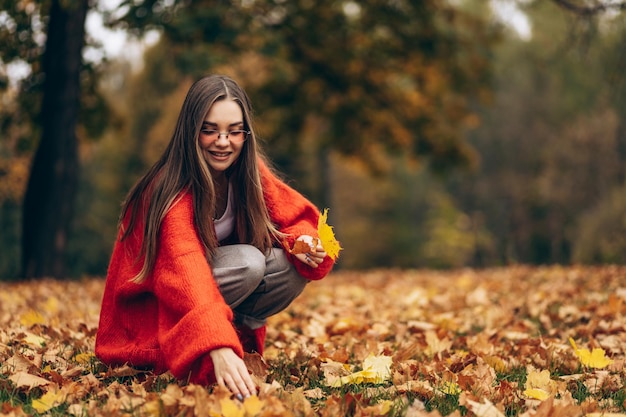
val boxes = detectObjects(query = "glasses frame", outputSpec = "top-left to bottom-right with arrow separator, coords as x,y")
201,129 -> 250,144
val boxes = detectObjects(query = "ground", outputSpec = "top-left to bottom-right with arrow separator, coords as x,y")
1,266 -> 625,416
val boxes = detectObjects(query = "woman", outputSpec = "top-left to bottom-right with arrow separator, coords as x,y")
95,75 -> 335,400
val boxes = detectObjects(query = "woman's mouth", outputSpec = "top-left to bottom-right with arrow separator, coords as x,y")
209,151 -> 231,160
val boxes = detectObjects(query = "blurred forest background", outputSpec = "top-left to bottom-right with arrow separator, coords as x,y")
2,0 -> 626,280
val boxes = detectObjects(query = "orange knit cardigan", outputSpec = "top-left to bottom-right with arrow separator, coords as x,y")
95,162 -> 334,384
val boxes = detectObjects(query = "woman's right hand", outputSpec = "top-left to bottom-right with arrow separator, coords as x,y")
210,347 -> 257,399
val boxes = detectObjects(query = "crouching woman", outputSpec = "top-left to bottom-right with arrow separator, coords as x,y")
95,75 -> 334,400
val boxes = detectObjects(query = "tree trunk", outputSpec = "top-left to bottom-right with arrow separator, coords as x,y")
21,0 -> 88,278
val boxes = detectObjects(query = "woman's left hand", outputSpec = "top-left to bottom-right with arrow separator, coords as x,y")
295,235 -> 326,268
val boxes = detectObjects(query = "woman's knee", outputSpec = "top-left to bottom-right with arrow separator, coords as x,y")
213,245 -> 266,284
237,245 -> 266,277
267,249 -> 308,298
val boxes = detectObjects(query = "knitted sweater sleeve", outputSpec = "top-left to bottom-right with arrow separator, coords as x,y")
259,161 -> 335,280
152,193 -> 243,383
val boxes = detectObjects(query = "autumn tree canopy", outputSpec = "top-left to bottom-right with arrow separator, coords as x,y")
1,0 -> 626,278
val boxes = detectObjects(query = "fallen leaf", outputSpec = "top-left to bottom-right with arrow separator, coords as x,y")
569,338 -> 614,369
425,330 -> 452,358
360,399 -> 393,415
329,354 -> 392,387
31,389 -> 66,413
243,395 -> 264,415
75,352 -> 95,365
8,371 -> 51,389
20,310 -> 45,327
465,398 -> 505,417
244,352 -> 269,380
219,397 -> 244,417
524,369 -> 557,400
21,331 -> 46,347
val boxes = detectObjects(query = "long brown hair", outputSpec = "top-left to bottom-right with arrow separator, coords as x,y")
120,75 -> 281,283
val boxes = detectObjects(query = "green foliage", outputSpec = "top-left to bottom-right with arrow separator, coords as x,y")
420,193 -> 486,269
444,9 -> 626,266
573,185 -> 626,264
331,155 -> 494,269
109,0 -> 497,190
3,0 -> 626,277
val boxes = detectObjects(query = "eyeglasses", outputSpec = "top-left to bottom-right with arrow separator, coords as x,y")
200,129 -> 250,143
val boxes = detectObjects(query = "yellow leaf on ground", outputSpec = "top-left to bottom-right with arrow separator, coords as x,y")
32,389 -> 66,413
362,354 -> 392,382
44,296 -> 59,314
243,395 -> 264,416
220,398 -> 245,417
524,369 -> 557,400
75,352 -> 95,365
329,354 -> 392,387
569,338 -> 614,369
20,310 -> 45,327
524,388 -> 551,401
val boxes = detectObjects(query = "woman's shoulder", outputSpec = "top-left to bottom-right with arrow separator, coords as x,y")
161,189 -> 195,225
171,189 -> 194,211
257,157 -> 289,187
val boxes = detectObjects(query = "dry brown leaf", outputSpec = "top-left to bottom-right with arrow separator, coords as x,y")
8,371 -> 51,390
286,238 -> 319,255
244,352 -> 269,380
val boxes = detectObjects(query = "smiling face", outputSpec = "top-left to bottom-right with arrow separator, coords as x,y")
198,99 -> 245,177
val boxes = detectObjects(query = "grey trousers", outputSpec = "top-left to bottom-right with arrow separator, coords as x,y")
212,244 -> 308,329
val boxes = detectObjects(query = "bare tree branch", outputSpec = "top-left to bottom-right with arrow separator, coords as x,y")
551,0 -> 626,16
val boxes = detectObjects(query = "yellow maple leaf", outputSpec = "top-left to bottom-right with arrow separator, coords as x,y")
524,388 -> 551,401
219,397 -> 245,417
330,354 -> 392,387
31,389 -> 66,413
318,208 -> 342,260
524,369 -> 557,400
569,338 -> 613,369
362,354 -> 392,382
243,395 -> 264,415
20,310 -> 45,327
44,296 -> 59,314
75,352 -> 95,365
484,355 -> 507,373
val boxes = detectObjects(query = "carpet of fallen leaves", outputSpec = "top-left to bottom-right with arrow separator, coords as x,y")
2,265 -> 626,416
